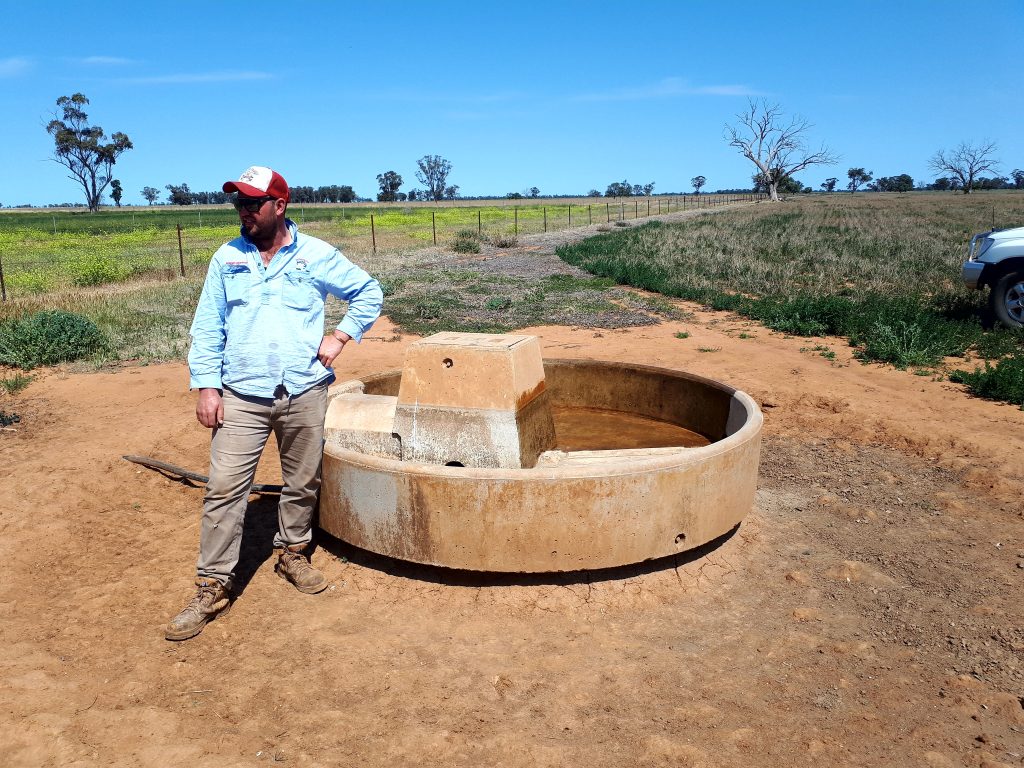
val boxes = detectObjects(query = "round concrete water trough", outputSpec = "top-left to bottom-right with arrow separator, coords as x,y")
320,344 -> 762,573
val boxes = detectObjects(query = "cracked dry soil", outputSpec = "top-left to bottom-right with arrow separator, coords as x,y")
2,234 -> 1024,766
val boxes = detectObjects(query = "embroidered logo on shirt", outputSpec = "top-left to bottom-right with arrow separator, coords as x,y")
295,258 -> 308,271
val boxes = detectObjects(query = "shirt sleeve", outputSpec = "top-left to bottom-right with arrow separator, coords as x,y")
187,252 -> 228,389
317,249 -> 383,342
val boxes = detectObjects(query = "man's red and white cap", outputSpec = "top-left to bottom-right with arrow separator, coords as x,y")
222,166 -> 290,202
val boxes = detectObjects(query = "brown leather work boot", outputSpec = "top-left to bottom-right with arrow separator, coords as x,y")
275,543 -> 328,594
165,578 -> 230,641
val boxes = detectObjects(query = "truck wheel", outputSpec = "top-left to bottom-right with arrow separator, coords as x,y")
990,269 -> 1024,328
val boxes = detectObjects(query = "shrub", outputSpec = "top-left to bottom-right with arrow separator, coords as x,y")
950,357 -> 1024,406
0,310 -> 106,369
491,233 -> 518,248
450,229 -> 481,254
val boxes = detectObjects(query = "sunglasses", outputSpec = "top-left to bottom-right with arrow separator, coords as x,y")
233,196 -> 275,213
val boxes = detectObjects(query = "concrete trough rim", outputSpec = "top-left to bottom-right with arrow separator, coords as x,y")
322,355 -> 763,571
325,358 -> 763,480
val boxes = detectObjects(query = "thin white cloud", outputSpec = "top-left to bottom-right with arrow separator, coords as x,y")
81,56 -> 135,66
572,77 -> 763,102
692,84 -> 764,97
360,88 -> 524,105
0,57 -> 31,78
116,70 -> 274,84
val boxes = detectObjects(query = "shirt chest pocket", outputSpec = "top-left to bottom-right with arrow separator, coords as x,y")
223,269 -> 251,306
283,272 -> 317,310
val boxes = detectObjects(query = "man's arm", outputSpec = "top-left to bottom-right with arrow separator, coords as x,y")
315,249 -> 383,366
188,255 -> 229,426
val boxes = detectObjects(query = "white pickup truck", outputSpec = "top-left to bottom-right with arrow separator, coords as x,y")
962,226 -> 1024,328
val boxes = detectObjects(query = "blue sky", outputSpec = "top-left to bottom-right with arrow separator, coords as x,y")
2,1 -> 1022,206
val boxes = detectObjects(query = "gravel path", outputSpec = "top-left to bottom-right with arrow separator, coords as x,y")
414,202 -> 757,281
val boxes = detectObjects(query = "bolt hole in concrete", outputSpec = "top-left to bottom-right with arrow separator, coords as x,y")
321,332 -> 762,572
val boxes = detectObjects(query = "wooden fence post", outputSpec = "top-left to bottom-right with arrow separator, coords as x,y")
432,211 -> 437,245
477,209 -> 482,236
177,223 -> 185,277
568,204 -> 571,228
514,207 -> 518,235
543,207 -> 547,232
371,214 -> 377,253
0,250 -> 7,301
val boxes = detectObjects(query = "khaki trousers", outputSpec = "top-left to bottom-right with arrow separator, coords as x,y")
196,382 -> 328,588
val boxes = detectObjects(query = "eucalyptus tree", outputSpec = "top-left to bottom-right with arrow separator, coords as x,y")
46,93 -> 133,212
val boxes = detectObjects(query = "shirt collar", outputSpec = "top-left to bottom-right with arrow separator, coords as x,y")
238,218 -> 299,253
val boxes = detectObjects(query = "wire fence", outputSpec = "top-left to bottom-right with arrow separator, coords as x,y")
0,194 -> 763,300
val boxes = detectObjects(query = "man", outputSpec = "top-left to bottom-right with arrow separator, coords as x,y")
166,165 -> 382,641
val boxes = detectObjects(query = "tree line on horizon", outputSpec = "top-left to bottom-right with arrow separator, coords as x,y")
31,93 -> 1024,211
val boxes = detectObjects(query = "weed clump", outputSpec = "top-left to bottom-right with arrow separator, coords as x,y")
1,372 -> 33,395
0,310 -> 106,369
950,357 -> 1024,407
490,233 -> 518,248
450,229 -> 482,254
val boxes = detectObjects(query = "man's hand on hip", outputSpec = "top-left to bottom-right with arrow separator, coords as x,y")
317,330 -> 350,368
196,388 -> 224,428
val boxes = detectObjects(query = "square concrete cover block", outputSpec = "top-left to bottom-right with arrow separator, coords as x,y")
324,393 -> 401,458
394,332 -> 556,468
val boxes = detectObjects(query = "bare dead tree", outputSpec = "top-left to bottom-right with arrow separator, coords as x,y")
725,100 -> 837,202
928,141 -> 1000,194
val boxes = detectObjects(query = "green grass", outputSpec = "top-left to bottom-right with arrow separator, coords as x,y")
557,192 -> 1024,372
0,372 -> 32,394
950,357 -> 1024,407
0,310 -> 107,369
0,196 -> 733,299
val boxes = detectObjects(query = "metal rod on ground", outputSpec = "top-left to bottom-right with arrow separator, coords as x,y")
371,214 -> 376,253
432,211 -> 437,245
177,223 -> 185,277
122,455 -> 283,494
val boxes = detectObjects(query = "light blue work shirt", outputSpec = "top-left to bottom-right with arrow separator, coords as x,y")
188,219 -> 383,398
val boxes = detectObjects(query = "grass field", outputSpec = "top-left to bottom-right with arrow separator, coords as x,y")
2,192 -> 1022,401
555,191 -> 1024,401
0,196 -> 739,296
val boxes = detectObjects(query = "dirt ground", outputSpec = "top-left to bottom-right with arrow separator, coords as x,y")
3,264 -> 1024,765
